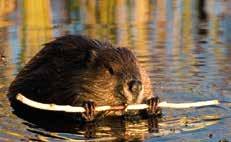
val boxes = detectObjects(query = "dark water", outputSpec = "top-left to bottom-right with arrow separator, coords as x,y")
0,0 -> 231,141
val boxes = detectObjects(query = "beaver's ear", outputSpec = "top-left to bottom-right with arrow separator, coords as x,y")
108,66 -> 114,75
84,50 -> 97,63
104,63 -> 120,75
104,64 -> 114,75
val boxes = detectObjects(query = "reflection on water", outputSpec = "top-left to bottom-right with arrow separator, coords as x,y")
0,0 -> 231,141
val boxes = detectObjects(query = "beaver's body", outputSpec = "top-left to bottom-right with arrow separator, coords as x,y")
8,35 -> 158,121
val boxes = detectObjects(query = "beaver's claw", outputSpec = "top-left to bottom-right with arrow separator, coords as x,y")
147,96 -> 161,115
82,100 -> 96,122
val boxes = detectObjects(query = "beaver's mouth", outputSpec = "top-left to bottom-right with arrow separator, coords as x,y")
116,83 -> 144,105
123,84 -> 138,104
116,88 -> 127,104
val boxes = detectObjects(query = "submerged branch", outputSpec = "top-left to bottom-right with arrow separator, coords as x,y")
16,93 -> 220,113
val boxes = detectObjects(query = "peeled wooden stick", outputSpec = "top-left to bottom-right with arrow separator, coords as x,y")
16,93 -> 220,113
158,100 -> 220,108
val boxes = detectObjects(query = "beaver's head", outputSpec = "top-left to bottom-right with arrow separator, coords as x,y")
71,46 -> 147,106
99,47 -> 144,105
43,36 -> 152,106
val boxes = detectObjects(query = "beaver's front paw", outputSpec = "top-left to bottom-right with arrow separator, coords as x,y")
146,96 -> 161,115
82,100 -> 96,122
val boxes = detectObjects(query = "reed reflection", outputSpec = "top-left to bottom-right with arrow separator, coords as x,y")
0,0 -> 15,27
0,0 -> 16,85
0,0 -> 230,141
19,0 -> 53,64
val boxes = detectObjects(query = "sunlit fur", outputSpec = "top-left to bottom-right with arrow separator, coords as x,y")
8,35 -> 154,116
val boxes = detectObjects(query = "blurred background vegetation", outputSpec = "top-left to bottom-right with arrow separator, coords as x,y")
0,0 -> 231,141
0,0 -> 230,63
0,0 -> 230,91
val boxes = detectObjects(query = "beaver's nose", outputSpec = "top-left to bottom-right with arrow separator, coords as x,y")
128,80 -> 142,94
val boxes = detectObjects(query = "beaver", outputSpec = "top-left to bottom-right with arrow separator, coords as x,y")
8,35 -> 160,122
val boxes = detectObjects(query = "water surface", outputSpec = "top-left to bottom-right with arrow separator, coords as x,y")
0,0 -> 231,141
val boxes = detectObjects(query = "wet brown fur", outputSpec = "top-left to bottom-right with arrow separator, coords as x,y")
8,35 -> 154,119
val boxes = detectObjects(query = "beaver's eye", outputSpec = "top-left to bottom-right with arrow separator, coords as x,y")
108,67 -> 114,75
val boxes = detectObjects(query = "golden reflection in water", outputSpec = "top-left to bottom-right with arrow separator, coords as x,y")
182,0 -> 194,50
206,1 -> 228,93
0,0 -> 230,141
207,0 -> 222,44
85,0 -> 96,25
170,0 -> 182,80
181,0 -> 198,79
84,0 -> 97,37
96,0 -> 116,39
0,0 -> 15,27
155,0 -> 167,47
0,0 -> 16,85
0,31 -> 15,86
133,0 -> 154,72
115,0 -> 129,47
151,0 -> 168,79
172,0 -> 182,51
97,0 -> 112,25
134,0 -> 151,49
83,0 -> 117,41
20,0 -> 53,63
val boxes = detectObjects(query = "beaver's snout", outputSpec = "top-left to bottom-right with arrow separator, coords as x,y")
123,79 -> 144,104
128,80 -> 142,97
